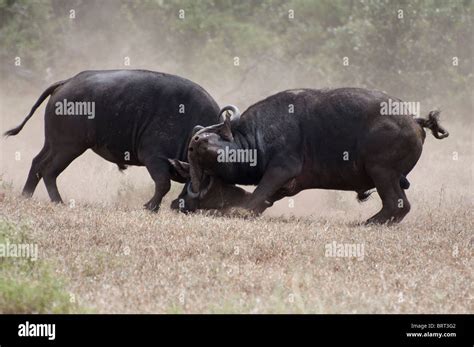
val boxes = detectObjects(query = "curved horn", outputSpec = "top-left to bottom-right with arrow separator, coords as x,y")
199,176 -> 215,197
187,182 -> 200,199
433,126 -> 449,139
186,176 -> 214,199
188,154 -> 203,194
219,105 -> 241,123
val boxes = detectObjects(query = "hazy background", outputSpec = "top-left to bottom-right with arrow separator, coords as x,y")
1,0 -> 472,217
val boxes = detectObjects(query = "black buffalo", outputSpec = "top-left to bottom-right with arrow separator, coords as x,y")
169,88 -> 449,224
4,69 -> 220,211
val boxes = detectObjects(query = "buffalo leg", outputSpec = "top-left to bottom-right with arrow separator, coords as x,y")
143,159 -> 171,212
246,161 -> 301,214
366,167 -> 411,224
266,178 -> 301,207
22,145 -> 49,197
41,145 -> 86,203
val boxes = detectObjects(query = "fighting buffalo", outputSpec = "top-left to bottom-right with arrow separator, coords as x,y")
5,69 -> 221,211
169,88 -> 449,224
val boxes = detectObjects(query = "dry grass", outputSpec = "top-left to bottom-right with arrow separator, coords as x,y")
0,182 -> 472,313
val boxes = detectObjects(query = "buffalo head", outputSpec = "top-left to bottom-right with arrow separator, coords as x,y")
185,105 -> 242,192
169,105 -> 269,214
168,158 -> 250,213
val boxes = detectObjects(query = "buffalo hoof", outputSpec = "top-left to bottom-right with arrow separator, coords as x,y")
365,215 -> 398,226
21,190 -> 34,199
242,200 -> 271,216
144,200 -> 160,212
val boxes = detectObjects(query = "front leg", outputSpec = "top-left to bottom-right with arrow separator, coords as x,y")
246,159 -> 301,214
266,178 -> 301,206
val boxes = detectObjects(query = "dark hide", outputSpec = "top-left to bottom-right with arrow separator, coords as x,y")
4,70 -> 220,211
170,88 -> 449,224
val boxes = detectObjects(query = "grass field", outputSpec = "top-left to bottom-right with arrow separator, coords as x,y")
0,177 -> 471,313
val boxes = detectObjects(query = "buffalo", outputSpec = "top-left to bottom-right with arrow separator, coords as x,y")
169,88 -> 449,224
4,69 -> 221,211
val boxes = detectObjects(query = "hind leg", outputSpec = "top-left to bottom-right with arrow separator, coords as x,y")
22,145 -> 49,197
41,145 -> 87,203
143,158 -> 171,212
366,167 -> 411,225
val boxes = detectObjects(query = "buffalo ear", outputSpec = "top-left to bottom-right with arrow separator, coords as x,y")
191,125 -> 204,137
217,114 -> 234,142
168,159 -> 190,181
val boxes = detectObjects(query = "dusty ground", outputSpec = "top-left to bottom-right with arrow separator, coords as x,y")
0,161 -> 472,313
0,93 -> 473,313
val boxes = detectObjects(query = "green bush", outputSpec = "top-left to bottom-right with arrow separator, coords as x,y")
0,220 -> 81,313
